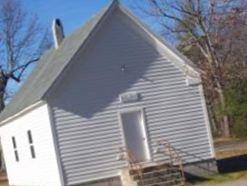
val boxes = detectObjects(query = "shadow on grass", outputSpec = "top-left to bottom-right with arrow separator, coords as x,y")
185,154 -> 247,184
217,154 -> 247,173
185,172 -> 210,183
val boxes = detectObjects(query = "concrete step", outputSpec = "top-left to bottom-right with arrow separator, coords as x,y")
137,177 -> 184,186
128,162 -> 185,186
132,168 -> 181,180
129,164 -> 173,175
136,172 -> 182,185
131,166 -> 185,186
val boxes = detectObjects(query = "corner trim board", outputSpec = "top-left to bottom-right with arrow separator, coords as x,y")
198,84 -> 215,158
46,104 -> 66,186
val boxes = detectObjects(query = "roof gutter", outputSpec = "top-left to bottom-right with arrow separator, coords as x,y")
0,101 -> 45,126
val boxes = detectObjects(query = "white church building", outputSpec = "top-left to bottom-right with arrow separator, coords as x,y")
0,1 -> 216,186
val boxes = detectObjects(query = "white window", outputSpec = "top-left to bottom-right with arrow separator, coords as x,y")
27,130 -> 36,159
11,137 -> 19,162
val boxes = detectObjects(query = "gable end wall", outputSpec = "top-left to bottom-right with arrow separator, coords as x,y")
48,7 -> 214,185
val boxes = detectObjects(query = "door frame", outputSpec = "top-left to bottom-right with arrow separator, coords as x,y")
118,107 -> 151,163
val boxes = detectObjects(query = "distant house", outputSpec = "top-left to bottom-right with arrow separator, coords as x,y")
0,1 -> 217,186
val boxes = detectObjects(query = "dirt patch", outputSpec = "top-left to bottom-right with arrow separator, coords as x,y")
216,149 -> 247,159
0,181 -> 8,186
214,139 -> 247,159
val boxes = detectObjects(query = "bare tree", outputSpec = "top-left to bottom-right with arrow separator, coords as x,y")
0,0 -> 51,172
0,0 -> 51,111
133,0 -> 247,137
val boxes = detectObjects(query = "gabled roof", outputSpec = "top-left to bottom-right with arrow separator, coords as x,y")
0,0 -> 199,123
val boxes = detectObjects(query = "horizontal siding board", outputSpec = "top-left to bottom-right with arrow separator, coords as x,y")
66,167 -> 122,182
149,127 -> 208,139
56,114 -> 204,136
57,125 -> 120,137
54,101 -> 202,127
59,150 -> 121,161
49,8 -> 212,185
146,105 -> 203,117
58,127 -> 120,140
153,144 -> 211,157
149,120 -> 206,135
79,65 -> 182,80
154,152 -> 212,163
149,133 -> 208,145
52,77 -> 187,96
65,161 -> 124,175
147,113 -> 204,126
53,94 -> 201,121
60,140 -> 121,154
67,170 -> 121,186
63,154 -> 124,168
142,87 -> 199,98
148,115 -> 206,129
59,141 -> 122,155
58,133 -> 121,145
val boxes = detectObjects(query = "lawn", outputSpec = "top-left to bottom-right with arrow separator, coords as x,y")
216,148 -> 247,159
188,140 -> 247,186
188,170 -> 247,185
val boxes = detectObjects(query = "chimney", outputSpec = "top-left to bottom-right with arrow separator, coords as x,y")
52,19 -> 64,49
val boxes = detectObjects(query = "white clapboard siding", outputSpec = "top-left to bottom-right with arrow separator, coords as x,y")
48,7 -> 213,185
0,104 -> 62,186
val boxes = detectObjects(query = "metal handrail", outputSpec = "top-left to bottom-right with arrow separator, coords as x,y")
118,139 -> 187,186
119,147 -> 144,186
158,140 -> 186,185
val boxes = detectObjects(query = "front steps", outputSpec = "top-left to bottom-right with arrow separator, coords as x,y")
120,140 -> 186,186
121,164 -> 185,186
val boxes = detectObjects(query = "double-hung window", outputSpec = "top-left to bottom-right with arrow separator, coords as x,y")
12,137 -> 19,162
27,130 -> 36,159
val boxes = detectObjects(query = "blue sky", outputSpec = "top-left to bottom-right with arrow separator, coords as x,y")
21,0 -> 163,37
8,0 -> 164,98
22,0 -> 134,35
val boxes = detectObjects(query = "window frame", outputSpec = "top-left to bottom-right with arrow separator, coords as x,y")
27,130 -> 36,159
11,136 -> 19,162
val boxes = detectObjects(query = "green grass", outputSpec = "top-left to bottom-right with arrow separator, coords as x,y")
190,170 -> 247,185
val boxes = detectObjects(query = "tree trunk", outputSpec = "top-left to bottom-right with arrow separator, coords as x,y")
205,51 -> 231,137
207,104 -> 218,135
222,115 -> 230,137
0,91 -> 5,113
217,86 -> 231,137
0,71 -> 7,112
0,71 -> 7,172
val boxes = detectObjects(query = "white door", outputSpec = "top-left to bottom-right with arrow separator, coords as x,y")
121,110 -> 149,163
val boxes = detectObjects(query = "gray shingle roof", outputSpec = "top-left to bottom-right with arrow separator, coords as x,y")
0,1 -> 116,122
